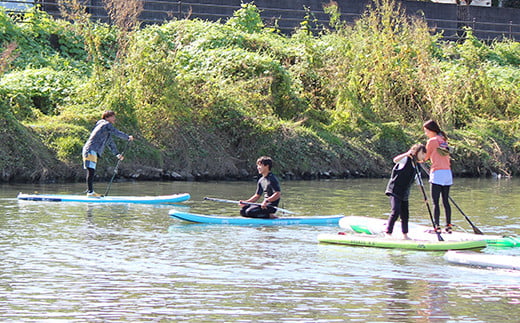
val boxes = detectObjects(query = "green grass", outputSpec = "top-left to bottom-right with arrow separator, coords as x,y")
0,1 -> 519,181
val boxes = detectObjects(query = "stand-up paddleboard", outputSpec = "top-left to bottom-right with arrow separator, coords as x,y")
318,233 -> 487,251
444,251 -> 520,270
17,192 -> 191,204
169,210 -> 343,226
339,216 -> 520,248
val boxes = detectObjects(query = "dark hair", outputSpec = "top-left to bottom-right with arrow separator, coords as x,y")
411,143 -> 426,156
256,156 -> 273,170
423,119 -> 447,140
102,110 -> 116,119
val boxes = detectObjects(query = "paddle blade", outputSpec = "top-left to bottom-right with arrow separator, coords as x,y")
471,225 -> 484,235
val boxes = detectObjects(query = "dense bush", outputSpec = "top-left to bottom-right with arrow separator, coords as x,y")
0,0 -> 519,181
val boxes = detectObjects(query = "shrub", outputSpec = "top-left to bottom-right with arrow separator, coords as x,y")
0,68 -> 77,117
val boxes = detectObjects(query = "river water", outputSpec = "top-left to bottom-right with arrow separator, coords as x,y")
1,178 -> 519,321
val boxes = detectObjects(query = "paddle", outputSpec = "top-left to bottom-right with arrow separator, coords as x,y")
203,197 -> 297,214
448,197 -> 483,234
417,164 -> 483,235
104,140 -> 131,197
411,158 -> 444,241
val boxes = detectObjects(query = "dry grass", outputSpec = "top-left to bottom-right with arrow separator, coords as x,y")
0,42 -> 19,74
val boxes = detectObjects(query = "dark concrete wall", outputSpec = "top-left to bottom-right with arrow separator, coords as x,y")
149,0 -> 519,39
33,0 -> 520,40
401,1 -> 519,39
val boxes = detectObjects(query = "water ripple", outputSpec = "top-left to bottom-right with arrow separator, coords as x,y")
1,180 -> 520,321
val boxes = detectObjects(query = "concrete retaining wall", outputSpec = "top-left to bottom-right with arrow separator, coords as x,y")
23,0 -> 520,40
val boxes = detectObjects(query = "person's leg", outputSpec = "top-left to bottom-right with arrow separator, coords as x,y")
430,184 -> 442,229
386,196 -> 401,235
86,168 -> 95,193
440,185 -> 452,230
83,151 -> 97,194
241,205 -> 275,218
400,200 -> 409,235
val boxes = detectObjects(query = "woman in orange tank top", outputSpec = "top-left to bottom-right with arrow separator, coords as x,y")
423,120 -> 453,233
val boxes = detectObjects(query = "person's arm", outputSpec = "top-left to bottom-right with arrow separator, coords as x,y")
239,193 -> 260,206
108,123 -> 133,141
261,191 -> 280,208
423,138 -> 436,162
107,136 -> 119,156
393,150 -> 413,164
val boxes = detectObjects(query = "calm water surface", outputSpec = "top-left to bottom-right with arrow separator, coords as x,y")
1,178 -> 519,321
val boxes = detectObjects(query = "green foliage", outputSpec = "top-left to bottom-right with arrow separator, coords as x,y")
452,118 -> 520,176
1,7 -> 90,71
367,122 -> 416,159
53,136 -> 84,161
490,39 -> 520,66
0,68 -> 77,117
323,1 -> 345,31
0,8 -> 19,44
0,1 -> 519,180
226,2 -> 264,34
298,6 -> 321,35
26,119 -> 89,163
327,0 -> 442,129
0,97 -> 67,181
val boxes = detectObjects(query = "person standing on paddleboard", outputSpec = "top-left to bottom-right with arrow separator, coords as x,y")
239,156 -> 281,219
423,119 -> 453,233
82,110 -> 133,197
385,144 -> 427,239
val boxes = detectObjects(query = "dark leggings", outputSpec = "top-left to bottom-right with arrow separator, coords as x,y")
86,167 -> 95,193
240,205 -> 276,218
431,183 -> 451,227
386,196 -> 409,234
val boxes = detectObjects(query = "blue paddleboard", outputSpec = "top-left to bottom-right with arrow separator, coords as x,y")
169,210 -> 343,225
17,192 -> 191,204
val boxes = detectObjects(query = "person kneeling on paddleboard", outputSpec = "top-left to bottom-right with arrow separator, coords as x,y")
385,144 -> 427,239
82,110 -> 134,197
239,156 -> 281,219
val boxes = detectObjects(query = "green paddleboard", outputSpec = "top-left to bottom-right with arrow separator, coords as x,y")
318,233 -> 487,251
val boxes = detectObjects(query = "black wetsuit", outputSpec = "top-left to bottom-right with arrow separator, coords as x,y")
385,157 -> 416,234
241,172 -> 281,218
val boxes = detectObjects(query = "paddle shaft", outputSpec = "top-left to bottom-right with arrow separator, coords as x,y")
417,164 -> 483,235
104,140 -> 131,197
412,158 -> 444,241
203,197 -> 296,214
448,196 -> 483,234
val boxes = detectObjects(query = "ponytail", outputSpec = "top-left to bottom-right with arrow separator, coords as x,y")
423,120 -> 448,140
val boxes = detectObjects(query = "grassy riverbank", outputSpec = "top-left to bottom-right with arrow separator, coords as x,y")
1,0 -> 519,182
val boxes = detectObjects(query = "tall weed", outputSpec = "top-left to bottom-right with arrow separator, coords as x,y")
326,0 -> 440,130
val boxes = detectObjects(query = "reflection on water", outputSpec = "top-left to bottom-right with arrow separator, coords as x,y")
1,178 -> 520,321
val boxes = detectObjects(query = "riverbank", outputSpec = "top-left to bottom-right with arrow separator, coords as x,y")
1,2 -> 519,183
